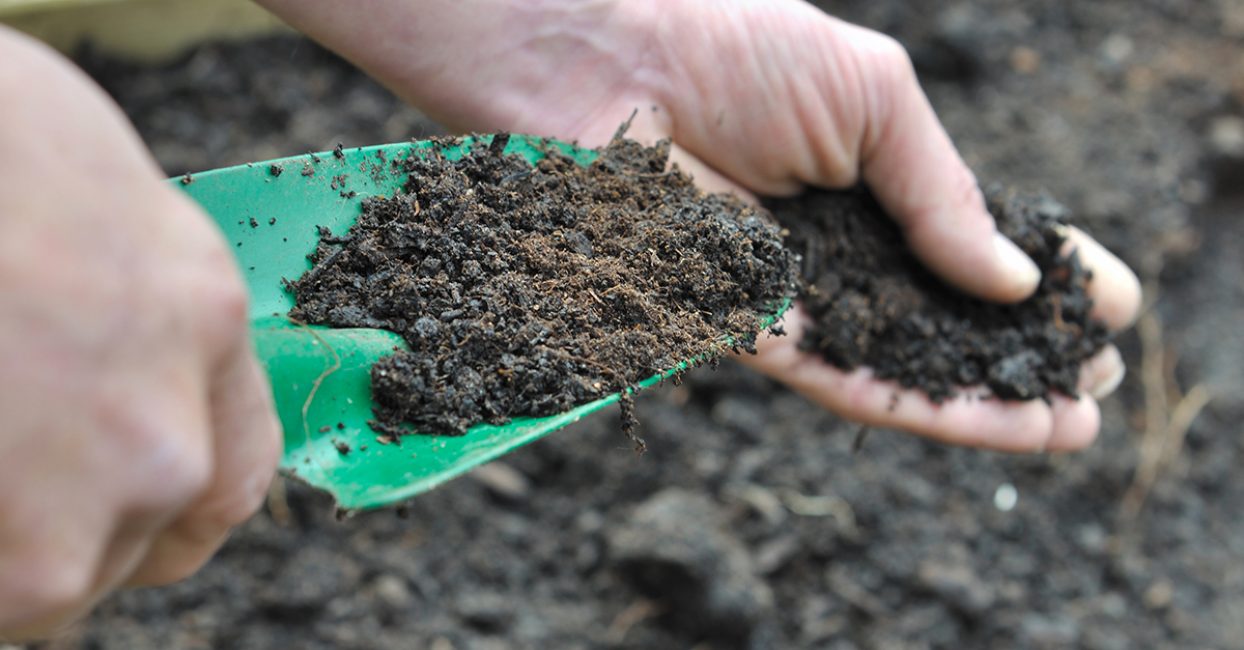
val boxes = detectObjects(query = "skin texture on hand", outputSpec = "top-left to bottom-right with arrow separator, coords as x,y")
0,26 -> 281,640
257,0 -> 1142,452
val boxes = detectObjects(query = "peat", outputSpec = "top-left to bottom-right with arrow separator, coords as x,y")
767,187 -> 1111,402
290,136 -> 796,436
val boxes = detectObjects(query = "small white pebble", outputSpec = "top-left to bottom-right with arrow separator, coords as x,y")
1210,116 -> 1244,157
1100,33 -> 1134,64
994,483 -> 1019,512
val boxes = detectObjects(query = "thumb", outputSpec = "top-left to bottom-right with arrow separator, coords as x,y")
853,33 -> 1041,303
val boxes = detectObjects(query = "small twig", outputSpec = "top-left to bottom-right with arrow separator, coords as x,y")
611,108 -> 639,143
296,245 -> 348,287
287,317 -> 343,462
1119,282 -> 1212,522
1120,298 -> 1169,522
1049,293 -> 1069,331
1121,382 -> 1211,520
623,170 -> 676,179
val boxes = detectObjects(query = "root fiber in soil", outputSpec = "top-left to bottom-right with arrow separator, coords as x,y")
767,187 -> 1111,402
290,136 -> 796,436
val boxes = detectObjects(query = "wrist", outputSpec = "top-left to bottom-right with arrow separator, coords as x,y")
256,0 -> 665,137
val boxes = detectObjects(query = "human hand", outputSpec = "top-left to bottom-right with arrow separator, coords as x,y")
260,0 -> 1141,451
0,28 -> 280,639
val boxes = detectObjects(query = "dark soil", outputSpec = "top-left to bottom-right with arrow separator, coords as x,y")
289,136 -> 794,437
52,2 -> 1244,649
768,187 -> 1109,402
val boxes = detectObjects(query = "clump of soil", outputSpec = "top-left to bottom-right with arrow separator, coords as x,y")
291,135 -> 796,436
767,187 -> 1111,402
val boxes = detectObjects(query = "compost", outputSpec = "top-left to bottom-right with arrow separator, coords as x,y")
289,135 -> 796,437
767,187 -> 1111,402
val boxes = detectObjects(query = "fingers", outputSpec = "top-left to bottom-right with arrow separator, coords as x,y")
848,32 -> 1040,304
1078,344 -> 1126,400
0,379 -> 212,639
1062,227 -> 1138,402
1064,226 -> 1142,330
126,341 -> 280,587
1046,394 -> 1101,452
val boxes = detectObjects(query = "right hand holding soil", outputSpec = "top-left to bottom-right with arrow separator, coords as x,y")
259,0 -> 1143,452
0,27 -> 280,640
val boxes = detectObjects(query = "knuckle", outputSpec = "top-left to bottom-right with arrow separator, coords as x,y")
95,400 -> 214,506
204,477 -> 270,530
154,192 -> 251,346
127,427 -> 213,512
207,276 -> 251,335
949,165 -> 985,213
173,445 -> 215,500
158,443 -> 214,508
203,452 -> 280,530
18,556 -> 93,615
859,31 -> 915,78
847,31 -> 920,151
187,263 -> 250,352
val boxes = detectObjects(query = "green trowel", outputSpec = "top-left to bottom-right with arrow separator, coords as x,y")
175,134 -> 785,511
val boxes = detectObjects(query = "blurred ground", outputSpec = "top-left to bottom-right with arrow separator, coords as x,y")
23,1 -> 1244,648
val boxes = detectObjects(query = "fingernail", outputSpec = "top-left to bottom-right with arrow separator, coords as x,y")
994,232 -> 1041,293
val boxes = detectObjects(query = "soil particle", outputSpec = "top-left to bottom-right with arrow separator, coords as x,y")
453,591 -> 514,633
916,547 -> 997,616
291,137 -> 796,435
370,575 -> 415,610
767,186 -> 1110,402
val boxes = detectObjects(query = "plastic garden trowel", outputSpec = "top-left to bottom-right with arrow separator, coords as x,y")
175,134 -> 786,511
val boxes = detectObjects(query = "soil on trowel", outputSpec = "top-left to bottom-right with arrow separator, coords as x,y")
766,187 -> 1111,402
291,134 -> 796,438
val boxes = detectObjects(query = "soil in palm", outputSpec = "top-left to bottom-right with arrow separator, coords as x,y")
767,186 -> 1111,402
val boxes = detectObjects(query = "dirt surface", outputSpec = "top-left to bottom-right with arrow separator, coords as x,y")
769,187 -> 1109,402
290,136 -> 794,437
33,1 -> 1244,648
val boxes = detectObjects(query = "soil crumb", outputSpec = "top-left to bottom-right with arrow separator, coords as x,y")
766,187 -> 1110,402
291,135 -> 796,435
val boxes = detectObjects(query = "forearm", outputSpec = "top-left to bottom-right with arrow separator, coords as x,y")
255,0 -> 654,136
